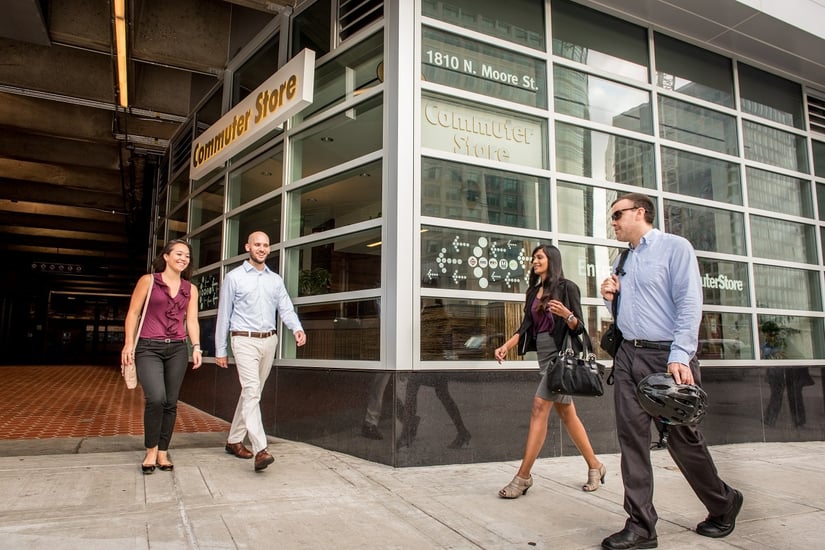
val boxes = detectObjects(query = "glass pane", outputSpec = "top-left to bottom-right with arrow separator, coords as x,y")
654,33 -> 734,107
296,31 -> 383,123
422,157 -> 549,229
226,197 -> 282,258
422,94 -> 547,170
557,182 -> 624,238
555,122 -> 655,187
739,64 -> 804,129
232,34 -> 279,105
552,0 -> 648,82
742,120 -> 809,173
292,96 -> 383,180
697,313 -> 754,360
554,66 -> 651,134
421,227 -> 533,293
658,96 -> 738,155
663,200 -> 745,255
754,265 -> 821,311
290,161 -> 382,238
819,183 -> 825,221
814,141 -> 825,178
157,190 -> 168,219
661,147 -> 742,204
422,0 -> 546,50
422,27 -> 548,108
190,223 -> 222,268
228,149 -> 283,210
198,316 -> 217,358
195,85 -> 223,132
167,203 -> 189,241
192,269 -> 220,311
168,172 -> 189,209
750,215 -> 817,263
697,259 -> 750,307
746,167 -> 812,217
758,315 -> 825,360
557,242 -> 615,298
293,229 -> 382,296
190,179 -> 225,229
291,0 -> 331,58
295,299 -> 379,360
421,298 -> 508,361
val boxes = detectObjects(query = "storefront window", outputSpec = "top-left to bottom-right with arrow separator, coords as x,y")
743,120 -> 808,173
167,203 -> 188,241
422,94 -> 547,170
422,27 -> 547,108
658,96 -> 738,156
698,313 -> 753,360
758,315 -> 825,360
654,33 -> 734,107
555,122 -> 655,187
291,96 -> 383,180
557,182 -> 625,238
661,147 -> 741,204
557,242 -> 615,298
746,167 -> 812,217
192,269 -> 220,312
552,0 -> 648,82
750,215 -> 817,263
227,149 -> 283,210
422,0 -> 545,50
697,259 -> 750,307
663,200 -> 745,255
291,0 -> 331,58
195,85 -> 223,135
295,299 -> 380,360
190,179 -> 225,230
813,140 -> 825,178
292,228 -> 382,296
422,157 -> 549,229
168,172 -> 189,210
421,226 -> 533,293
818,182 -> 825,220
232,34 -> 280,106
754,264 -> 821,311
554,66 -> 652,134
290,161 -> 382,238
739,64 -> 804,129
190,222 -> 222,269
420,297 -> 513,361
226,196 -> 282,258
297,31 -> 383,123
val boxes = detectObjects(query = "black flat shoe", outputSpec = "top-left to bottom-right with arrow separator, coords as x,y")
156,463 -> 174,471
141,464 -> 156,474
602,528 -> 658,549
696,489 -> 743,538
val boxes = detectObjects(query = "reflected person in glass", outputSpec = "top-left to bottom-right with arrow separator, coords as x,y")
494,244 -> 605,497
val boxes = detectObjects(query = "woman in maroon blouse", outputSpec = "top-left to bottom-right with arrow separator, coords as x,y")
122,239 -> 201,473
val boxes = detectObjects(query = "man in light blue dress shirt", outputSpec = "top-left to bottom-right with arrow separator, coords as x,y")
599,194 -> 742,550
215,231 -> 306,471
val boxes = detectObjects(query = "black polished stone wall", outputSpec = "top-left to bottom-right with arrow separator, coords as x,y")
179,365 -> 825,467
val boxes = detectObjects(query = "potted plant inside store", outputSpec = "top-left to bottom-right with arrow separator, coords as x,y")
299,267 -> 331,296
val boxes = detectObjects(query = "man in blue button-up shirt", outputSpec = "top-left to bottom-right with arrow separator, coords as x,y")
215,231 -> 306,471
599,194 -> 742,550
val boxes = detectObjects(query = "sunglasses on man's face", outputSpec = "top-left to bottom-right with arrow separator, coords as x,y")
611,207 -> 640,221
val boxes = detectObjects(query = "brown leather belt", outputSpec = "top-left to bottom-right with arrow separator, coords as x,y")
230,330 -> 276,339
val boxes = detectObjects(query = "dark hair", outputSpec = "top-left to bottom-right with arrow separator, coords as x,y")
527,244 -> 564,312
612,193 -> 655,224
151,239 -> 193,280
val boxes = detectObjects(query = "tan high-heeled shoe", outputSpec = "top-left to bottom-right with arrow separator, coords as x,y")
583,464 -> 606,492
498,475 -> 533,498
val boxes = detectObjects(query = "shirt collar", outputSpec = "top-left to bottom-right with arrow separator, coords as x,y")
242,260 -> 271,274
630,228 -> 660,250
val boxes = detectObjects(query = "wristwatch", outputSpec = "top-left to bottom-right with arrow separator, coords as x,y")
566,313 -> 575,322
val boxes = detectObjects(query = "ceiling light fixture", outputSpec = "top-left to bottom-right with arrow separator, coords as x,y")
114,0 -> 128,107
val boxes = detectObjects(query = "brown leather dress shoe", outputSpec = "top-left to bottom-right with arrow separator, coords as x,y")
254,449 -> 275,471
225,441 -> 253,459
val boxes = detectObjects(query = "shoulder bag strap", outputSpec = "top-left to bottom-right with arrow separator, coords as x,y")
132,275 -> 154,353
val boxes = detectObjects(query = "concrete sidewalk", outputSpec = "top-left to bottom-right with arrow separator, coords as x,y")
0,435 -> 822,549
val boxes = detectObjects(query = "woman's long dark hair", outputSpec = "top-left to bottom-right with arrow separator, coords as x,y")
527,244 -> 564,313
151,239 -> 193,280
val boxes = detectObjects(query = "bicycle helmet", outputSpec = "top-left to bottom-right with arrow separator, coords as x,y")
636,373 -> 708,426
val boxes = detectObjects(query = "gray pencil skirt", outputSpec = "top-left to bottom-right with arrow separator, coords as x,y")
535,331 -> 573,404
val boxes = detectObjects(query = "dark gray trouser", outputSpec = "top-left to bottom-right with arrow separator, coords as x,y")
135,339 -> 189,450
612,342 -> 735,538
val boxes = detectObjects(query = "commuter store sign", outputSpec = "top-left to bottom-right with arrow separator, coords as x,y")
190,49 -> 315,180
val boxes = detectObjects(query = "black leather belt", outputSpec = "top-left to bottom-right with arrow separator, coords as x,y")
632,339 -> 672,351
230,330 -> 276,338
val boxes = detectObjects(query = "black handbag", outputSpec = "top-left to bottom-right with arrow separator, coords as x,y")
546,328 -> 606,397
600,249 -> 629,358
